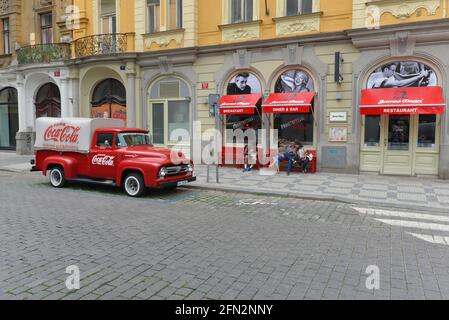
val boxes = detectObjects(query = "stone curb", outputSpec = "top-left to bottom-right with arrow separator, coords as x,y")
187,182 -> 448,214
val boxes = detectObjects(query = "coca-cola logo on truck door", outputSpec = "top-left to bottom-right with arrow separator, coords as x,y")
44,123 -> 81,144
92,154 -> 115,166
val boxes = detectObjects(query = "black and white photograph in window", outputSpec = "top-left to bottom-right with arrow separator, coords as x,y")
225,72 -> 262,144
226,72 -> 261,95
274,69 -> 315,147
367,61 -> 437,89
274,70 -> 315,93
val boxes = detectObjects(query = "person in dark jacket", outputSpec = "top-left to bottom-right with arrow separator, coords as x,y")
227,73 -> 252,95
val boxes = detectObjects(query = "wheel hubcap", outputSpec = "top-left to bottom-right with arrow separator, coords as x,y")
51,170 -> 61,185
126,177 -> 139,195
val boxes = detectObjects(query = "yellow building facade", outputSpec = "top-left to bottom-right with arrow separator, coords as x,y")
0,1 -> 448,178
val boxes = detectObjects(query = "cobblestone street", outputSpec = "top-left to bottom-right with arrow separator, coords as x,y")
1,171 -> 449,300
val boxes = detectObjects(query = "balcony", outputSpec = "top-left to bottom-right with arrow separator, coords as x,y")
74,33 -> 135,58
16,43 -> 71,65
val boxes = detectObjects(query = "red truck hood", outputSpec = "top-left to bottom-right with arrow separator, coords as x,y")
122,146 -> 188,161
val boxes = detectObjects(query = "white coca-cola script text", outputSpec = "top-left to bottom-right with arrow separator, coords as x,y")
92,154 -> 115,166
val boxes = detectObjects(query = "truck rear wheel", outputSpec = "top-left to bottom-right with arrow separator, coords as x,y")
123,173 -> 145,197
49,166 -> 67,188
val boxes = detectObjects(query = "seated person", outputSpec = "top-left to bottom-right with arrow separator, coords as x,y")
295,143 -> 309,173
274,140 -> 301,176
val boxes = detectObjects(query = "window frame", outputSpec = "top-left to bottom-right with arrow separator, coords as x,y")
230,0 -> 254,24
40,12 -> 53,44
2,18 -> 10,55
285,0 -> 314,16
147,0 -> 161,33
167,0 -> 183,30
149,98 -> 191,146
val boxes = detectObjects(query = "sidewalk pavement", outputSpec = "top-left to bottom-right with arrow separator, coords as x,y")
191,165 -> 449,212
0,151 -> 32,173
1,151 -> 448,212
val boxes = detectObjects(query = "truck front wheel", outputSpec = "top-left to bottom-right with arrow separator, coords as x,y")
49,166 -> 67,188
123,173 -> 145,197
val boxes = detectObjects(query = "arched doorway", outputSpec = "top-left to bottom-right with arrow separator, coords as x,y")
91,78 -> 126,122
0,87 -> 18,149
360,60 -> 442,176
35,83 -> 61,118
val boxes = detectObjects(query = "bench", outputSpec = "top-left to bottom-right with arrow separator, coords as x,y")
277,150 -> 317,174
219,147 -> 317,174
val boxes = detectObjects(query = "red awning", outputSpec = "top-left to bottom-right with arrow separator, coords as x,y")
360,86 -> 445,115
219,94 -> 262,115
262,92 -> 315,113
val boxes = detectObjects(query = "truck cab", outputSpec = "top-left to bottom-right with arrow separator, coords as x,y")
32,118 -> 196,197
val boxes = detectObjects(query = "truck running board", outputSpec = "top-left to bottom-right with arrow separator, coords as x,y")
71,178 -> 117,187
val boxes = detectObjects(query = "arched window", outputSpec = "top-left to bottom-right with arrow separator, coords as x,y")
0,87 -> 18,149
35,83 -> 61,118
148,77 -> 190,146
91,78 -> 127,122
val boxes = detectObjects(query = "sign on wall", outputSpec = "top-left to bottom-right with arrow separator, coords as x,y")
329,112 -> 347,123
367,61 -> 437,89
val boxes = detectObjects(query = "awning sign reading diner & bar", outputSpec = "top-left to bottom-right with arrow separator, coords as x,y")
262,92 -> 315,114
360,86 -> 445,115
219,94 -> 262,115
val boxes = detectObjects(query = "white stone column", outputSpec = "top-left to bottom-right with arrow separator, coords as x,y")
127,74 -> 136,128
16,75 -> 26,132
60,78 -> 70,118
70,77 -> 80,117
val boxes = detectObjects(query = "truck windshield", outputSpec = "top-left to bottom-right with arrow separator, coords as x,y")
116,133 -> 152,147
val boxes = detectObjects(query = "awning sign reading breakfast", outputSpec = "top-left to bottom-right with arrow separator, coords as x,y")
219,94 -> 262,115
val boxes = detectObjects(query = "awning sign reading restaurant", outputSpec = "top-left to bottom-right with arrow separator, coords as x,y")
360,86 -> 445,115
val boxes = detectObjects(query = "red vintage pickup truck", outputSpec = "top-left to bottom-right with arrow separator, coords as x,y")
31,118 -> 196,197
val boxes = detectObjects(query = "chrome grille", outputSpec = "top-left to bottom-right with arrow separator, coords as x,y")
165,164 -> 190,176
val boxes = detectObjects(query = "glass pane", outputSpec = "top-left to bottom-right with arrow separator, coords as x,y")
245,0 -> 253,21
152,103 -> 164,144
286,0 -> 299,16
96,133 -> 114,147
418,115 -> 436,148
0,105 -> 11,147
301,0 -> 313,14
111,15 -> 117,33
147,4 -> 160,32
177,0 -> 183,28
231,0 -> 242,23
225,114 -> 261,144
388,115 -> 410,151
274,113 -> 314,147
364,115 -> 380,147
168,101 -> 190,141
3,18 -> 9,30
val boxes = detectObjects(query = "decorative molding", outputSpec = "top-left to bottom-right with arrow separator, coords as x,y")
282,44 -> 304,66
274,12 -> 321,36
158,56 -> 173,74
0,0 -> 9,15
390,31 -> 416,56
143,29 -> 185,49
232,49 -> 252,69
365,0 -> 440,20
220,21 -> 261,43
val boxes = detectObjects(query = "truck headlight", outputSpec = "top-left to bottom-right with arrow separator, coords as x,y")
187,164 -> 193,172
159,167 -> 167,178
